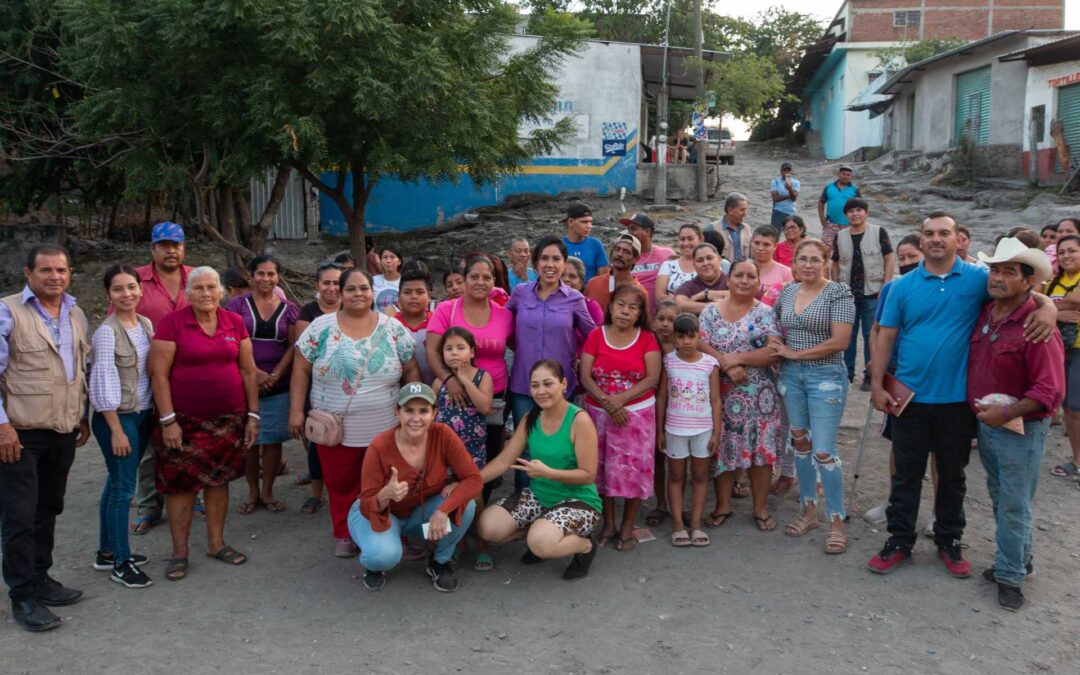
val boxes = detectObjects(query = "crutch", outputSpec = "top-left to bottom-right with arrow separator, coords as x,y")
844,402 -> 876,522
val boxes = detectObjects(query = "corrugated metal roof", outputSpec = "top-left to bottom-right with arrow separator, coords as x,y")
998,34 -> 1080,66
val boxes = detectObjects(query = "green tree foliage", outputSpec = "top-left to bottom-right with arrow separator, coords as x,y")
700,52 -> 786,128
873,38 -> 968,72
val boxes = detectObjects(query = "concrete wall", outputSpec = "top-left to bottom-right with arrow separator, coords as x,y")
805,47 -> 885,160
319,36 -> 641,234
806,51 -> 849,159
1020,59 -> 1080,182
849,0 -> 1065,42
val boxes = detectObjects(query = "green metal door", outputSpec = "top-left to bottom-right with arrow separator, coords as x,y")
1056,82 -> 1080,173
954,66 -> 991,146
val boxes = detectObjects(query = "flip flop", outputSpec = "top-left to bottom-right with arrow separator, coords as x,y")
754,514 -> 777,532
1051,462 -> 1079,477
206,545 -> 247,565
616,535 -> 639,552
192,503 -> 207,521
473,552 -> 495,572
295,473 -> 312,486
690,529 -> 710,547
704,511 -> 733,529
671,529 -> 692,547
301,496 -> 324,514
131,515 -> 161,535
732,481 -> 750,499
769,476 -> 796,496
644,509 -> 669,527
260,499 -> 286,513
164,557 -> 188,581
236,500 -> 257,515
598,530 -> 617,548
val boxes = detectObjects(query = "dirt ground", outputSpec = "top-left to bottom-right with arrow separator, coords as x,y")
3,145 -> 1080,673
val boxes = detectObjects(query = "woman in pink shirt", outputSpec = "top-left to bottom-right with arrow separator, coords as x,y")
774,215 -> 806,268
148,267 -> 260,581
426,255 -> 514,470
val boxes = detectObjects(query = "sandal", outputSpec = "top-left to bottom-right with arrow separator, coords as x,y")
473,552 -> 494,572
236,500 -> 257,515
131,515 -> 161,535
616,535 -> 639,552
704,511 -> 733,529
598,529 -> 616,548
753,513 -> 777,532
1051,462 -> 1079,477
785,513 -> 820,537
301,496 -> 324,515
645,509 -> 669,527
206,545 -> 247,565
732,481 -> 750,499
769,476 -> 796,496
164,557 -> 189,581
260,499 -> 286,513
824,529 -> 847,554
671,529 -> 692,547
690,529 -> 710,547
295,472 -> 312,486
192,503 -> 207,521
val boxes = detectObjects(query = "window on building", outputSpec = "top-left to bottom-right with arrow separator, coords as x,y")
894,11 -> 920,28
1031,105 -> 1046,143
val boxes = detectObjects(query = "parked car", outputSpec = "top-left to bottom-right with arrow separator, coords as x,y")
706,128 -> 735,165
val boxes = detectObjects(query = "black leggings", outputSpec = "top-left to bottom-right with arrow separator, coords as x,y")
482,390 -> 507,503
306,441 -> 323,482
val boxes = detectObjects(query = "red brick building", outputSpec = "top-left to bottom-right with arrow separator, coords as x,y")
839,0 -> 1066,43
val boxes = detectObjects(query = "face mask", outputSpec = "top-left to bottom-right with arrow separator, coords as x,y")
899,263 -> 919,275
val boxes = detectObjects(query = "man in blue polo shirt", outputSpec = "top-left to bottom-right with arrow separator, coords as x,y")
867,212 -> 1057,579
817,164 -> 860,258
561,202 -> 609,282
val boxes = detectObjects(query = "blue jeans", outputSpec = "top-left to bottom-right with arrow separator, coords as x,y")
92,410 -> 152,562
347,496 -> 476,571
843,296 -> 878,381
779,362 -> 849,520
978,418 -> 1048,587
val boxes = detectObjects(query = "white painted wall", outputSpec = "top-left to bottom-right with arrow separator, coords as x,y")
841,49 -> 886,154
510,36 -> 642,160
1022,60 -> 1080,153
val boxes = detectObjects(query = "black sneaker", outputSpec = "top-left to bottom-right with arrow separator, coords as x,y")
520,548 -> 545,565
426,557 -> 459,593
562,538 -> 597,581
111,560 -> 153,589
35,576 -> 83,607
997,583 -> 1025,612
981,560 -> 1034,583
94,551 -> 149,571
361,570 -> 386,592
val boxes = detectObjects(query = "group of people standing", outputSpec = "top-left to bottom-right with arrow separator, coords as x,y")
0,175 -> 1073,630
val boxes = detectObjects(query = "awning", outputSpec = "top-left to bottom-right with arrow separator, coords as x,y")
640,45 -> 730,101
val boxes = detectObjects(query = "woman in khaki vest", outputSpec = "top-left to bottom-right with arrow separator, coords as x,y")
89,265 -> 155,589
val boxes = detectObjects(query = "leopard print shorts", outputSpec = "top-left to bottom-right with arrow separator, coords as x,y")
494,488 -> 600,538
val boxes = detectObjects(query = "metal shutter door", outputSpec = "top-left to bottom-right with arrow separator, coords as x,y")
954,66 -> 991,146
1056,82 -> 1080,173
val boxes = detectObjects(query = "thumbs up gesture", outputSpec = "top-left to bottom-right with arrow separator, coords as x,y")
382,466 -> 409,503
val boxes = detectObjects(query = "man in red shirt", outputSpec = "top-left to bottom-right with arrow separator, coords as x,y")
967,238 -> 1063,612
133,222 -> 193,534
621,213 -> 674,315
585,234 -> 644,313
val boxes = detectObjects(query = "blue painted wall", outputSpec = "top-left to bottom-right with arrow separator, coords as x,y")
320,133 -> 639,235
804,50 -> 848,160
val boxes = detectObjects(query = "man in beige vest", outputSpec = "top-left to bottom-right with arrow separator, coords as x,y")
0,245 -> 90,632
831,198 -> 894,391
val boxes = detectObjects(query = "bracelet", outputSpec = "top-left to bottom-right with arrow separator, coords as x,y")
159,412 -> 176,424
247,412 -> 261,420
160,418 -> 177,428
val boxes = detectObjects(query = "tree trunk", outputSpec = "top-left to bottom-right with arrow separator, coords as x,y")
348,166 -> 370,262
217,186 -> 242,267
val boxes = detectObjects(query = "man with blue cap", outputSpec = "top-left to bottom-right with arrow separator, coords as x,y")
131,222 -> 192,535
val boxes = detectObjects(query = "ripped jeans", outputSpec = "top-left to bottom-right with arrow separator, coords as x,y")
778,362 -> 849,520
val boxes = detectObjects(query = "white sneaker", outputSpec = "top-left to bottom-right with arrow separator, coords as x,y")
924,513 -> 936,537
863,502 -> 888,524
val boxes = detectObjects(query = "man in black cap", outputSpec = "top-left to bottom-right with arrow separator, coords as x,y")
561,202 -> 609,283
620,212 -> 674,314
770,162 -> 800,229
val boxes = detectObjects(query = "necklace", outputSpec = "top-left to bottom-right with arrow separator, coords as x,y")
980,306 -> 1015,343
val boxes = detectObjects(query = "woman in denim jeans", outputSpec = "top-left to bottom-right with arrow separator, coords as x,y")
769,239 -> 855,554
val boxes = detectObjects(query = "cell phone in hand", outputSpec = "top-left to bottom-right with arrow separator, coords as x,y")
421,521 -> 452,538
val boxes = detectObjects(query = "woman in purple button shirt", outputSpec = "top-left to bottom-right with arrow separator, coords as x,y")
506,236 -> 597,489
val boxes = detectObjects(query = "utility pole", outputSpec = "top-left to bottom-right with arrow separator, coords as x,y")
654,0 -> 674,206
694,0 -> 707,202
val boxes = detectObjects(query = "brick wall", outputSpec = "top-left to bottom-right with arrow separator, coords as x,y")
848,1 -> 1064,42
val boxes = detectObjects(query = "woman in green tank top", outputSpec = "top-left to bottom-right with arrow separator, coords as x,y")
478,360 -> 601,581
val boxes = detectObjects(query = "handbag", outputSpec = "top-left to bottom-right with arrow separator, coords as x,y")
305,320 -> 385,446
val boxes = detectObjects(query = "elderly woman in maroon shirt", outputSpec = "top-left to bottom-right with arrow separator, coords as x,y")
149,266 -> 260,581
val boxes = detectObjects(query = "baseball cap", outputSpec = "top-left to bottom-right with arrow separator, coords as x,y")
618,212 -> 655,232
613,233 -> 642,257
151,221 -> 185,244
780,162 -> 793,170
838,164 -> 854,173
565,202 -> 593,220
397,382 -> 436,406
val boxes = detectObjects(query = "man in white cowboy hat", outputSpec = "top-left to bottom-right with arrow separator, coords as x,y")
968,238 -> 1064,612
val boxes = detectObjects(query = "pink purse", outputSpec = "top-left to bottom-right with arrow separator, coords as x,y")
304,321 -> 384,446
